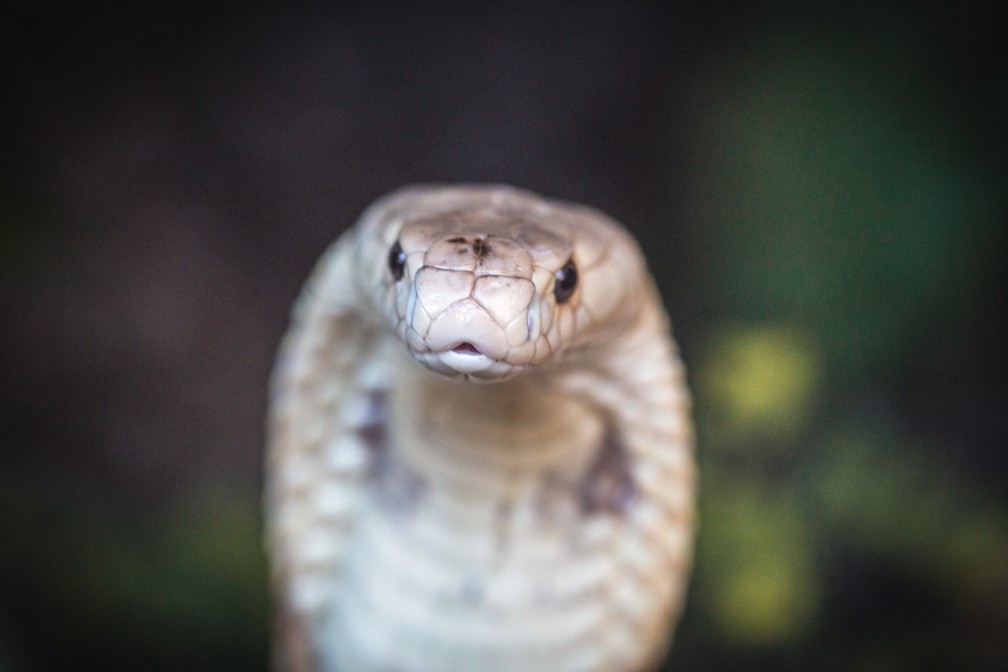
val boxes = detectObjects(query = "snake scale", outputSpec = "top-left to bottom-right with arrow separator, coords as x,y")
264,185 -> 695,671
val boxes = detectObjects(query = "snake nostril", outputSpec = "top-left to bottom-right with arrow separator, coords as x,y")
451,342 -> 483,355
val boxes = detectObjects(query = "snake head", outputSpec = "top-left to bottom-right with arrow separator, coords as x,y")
390,221 -> 572,381
356,185 -> 646,382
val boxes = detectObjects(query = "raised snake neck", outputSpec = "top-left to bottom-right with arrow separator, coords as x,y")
265,185 -> 695,672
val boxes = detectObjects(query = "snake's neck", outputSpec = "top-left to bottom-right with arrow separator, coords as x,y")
387,360 -> 608,494
372,295 -> 676,509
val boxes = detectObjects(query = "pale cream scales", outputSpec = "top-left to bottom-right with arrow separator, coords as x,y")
265,185 -> 695,672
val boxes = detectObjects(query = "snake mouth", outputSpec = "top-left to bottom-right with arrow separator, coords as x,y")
434,341 -> 497,375
411,340 -> 522,381
451,342 -> 483,355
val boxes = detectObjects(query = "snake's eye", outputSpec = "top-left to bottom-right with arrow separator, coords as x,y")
388,241 -> 406,281
553,257 -> 578,304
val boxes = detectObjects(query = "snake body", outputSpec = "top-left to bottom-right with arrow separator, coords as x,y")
265,185 -> 695,671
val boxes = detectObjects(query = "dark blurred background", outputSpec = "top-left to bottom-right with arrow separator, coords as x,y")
2,1 -> 1005,670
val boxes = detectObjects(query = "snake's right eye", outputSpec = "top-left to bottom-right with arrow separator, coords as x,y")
388,241 -> 406,281
553,257 -> 578,304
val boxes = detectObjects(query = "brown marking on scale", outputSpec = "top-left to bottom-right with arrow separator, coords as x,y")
579,425 -> 638,516
472,238 -> 492,259
440,235 -> 494,260
445,235 -> 471,256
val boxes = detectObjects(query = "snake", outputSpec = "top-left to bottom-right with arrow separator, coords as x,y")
264,185 -> 695,672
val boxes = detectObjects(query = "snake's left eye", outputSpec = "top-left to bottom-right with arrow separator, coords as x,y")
388,241 -> 406,281
553,257 -> 578,304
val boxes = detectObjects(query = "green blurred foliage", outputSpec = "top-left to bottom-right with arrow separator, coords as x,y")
672,10 -> 1007,671
812,425 -> 1008,608
697,324 -> 820,448
694,473 -> 820,646
683,24 -> 1003,383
